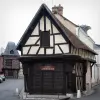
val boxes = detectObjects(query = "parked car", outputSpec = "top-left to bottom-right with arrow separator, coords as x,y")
0,74 -> 5,81
0,76 -> 3,83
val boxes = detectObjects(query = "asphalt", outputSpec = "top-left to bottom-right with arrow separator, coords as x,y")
73,85 -> 100,100
0,79 -> 24,100
0,79 -> 100,100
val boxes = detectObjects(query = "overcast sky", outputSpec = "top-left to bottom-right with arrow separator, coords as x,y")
0,0 -> 100,49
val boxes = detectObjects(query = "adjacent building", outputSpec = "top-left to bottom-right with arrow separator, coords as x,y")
0,48 -> 4,74
93,44 -> 100,84
17,4 -> 97,95
0,55 -> 3,73
2,42 -> 20,78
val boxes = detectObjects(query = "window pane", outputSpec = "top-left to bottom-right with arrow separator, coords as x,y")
40,31 -> 50,47
10,50 -> 14,54
6,59 -> 12,66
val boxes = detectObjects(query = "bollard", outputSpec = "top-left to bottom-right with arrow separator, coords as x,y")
15,88 -> 19,95
77,90 -> 81,98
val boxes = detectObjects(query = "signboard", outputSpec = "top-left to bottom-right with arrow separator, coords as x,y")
40,65 -> 55,71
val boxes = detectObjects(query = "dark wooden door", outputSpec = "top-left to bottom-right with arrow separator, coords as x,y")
54,71 -> 64,94
43,71 -> 53,94
32,70 -> 53,94
66,73 -> 72,93
33,70 -> 64,94
71,73 -> 76,92
32,63 -> 64,94
33,71 -> 42,94
65,73 -> 76,93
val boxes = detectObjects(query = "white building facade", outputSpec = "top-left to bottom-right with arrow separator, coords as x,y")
76,26 -> 100,86
93,44 -> 100,85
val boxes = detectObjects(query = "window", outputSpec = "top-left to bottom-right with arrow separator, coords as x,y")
40,30 -> 50,47
6,59 -> 12,66
10,50 -> 14,54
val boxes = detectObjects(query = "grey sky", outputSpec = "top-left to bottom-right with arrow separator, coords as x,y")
0,0 -> 100,49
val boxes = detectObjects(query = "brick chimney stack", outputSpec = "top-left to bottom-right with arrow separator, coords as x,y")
52,4 -> 63,15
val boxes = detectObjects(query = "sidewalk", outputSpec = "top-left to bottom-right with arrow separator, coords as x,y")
71,84 -> 100,100
19,84 -> 100,100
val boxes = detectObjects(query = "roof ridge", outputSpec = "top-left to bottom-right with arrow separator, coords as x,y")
57,13 -> 79,27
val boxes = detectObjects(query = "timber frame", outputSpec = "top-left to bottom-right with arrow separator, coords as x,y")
17,4 -> 97,95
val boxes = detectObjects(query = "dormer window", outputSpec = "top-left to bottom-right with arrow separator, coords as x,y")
10,50 -> 14,54
40,30 -> 50,47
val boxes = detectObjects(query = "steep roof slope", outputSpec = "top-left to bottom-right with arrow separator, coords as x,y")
52,13 -> 97,54
16,4 -> 97,55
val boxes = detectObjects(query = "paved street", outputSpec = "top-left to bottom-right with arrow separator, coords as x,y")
0,78 -> 100,100
77,85 -> 100,100
0,79 -> 24,100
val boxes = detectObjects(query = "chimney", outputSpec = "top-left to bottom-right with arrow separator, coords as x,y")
52,4 -> 63,15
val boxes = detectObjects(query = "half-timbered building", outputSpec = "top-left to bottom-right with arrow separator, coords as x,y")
17,4 -> 97,95
3,42 -> 20,78
0,55 -> 3,73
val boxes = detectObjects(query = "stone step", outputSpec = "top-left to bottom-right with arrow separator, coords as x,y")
23,94 -> 69,100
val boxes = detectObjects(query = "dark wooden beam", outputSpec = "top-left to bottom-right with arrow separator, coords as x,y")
35,38 -> 40,45
44,15 -> 46,31
45,47 -> 53,49
24,44 -> 39,47
69,43 -> 71,53
51,21 -> 55,54
21,48 -> 23,55
51,21 -> 53,35
51,33 -> 60,35
30,35 -> 39,37
55,43 -> 68,45
36,47 -> 41,55
44,48 -> 46,55
91,63 -> 95,67
58,45 -> 64,54
38,21 -> 40,35
27,46 -> 32,55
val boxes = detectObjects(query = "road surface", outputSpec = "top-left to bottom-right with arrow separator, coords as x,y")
0,79 -> 23,100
